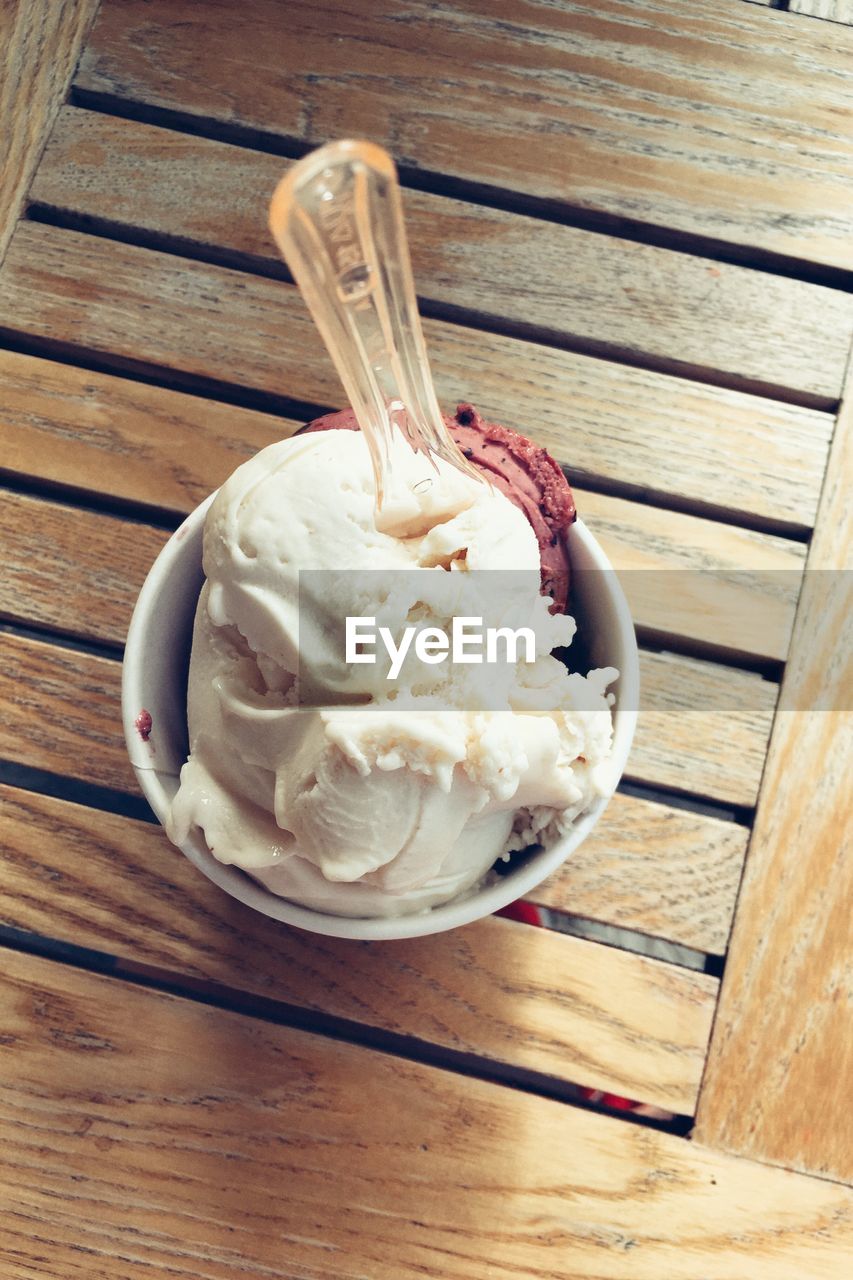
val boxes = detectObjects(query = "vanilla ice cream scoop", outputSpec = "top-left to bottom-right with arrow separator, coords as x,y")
168,428 -> 617,917
171,134 -> 616,918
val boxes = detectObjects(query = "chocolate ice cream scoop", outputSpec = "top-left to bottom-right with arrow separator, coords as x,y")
304,403 -> 575,611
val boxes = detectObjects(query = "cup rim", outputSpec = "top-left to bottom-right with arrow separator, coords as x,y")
122,498 -> 638,940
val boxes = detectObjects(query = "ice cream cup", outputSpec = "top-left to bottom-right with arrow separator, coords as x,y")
122,497 -> 639,940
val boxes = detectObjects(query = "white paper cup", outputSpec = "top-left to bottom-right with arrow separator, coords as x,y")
122,500 -> 638,940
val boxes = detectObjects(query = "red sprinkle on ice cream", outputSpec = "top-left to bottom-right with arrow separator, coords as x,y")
135,709 -> 153,741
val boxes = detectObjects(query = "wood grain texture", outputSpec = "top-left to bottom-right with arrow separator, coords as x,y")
0,948 -> 851,1279
0,626 -> 776,810
0,224 -> 848,427
695,365 -> 853,1181
531,793 -> 747,952
0,0 -> 98,263
0,788 -> 717,1112
0,781 -> 745,957
0,478 -> 805,663
628,649 -> 776,807
74,0 -> 853,272
0,341 -> 832,535
30,107 -> 853,404
0,632 -> 133,791
0,490 -> 168,647
790,0 -> 853,22
0,349 -> 290,513
576,488 -> 804,664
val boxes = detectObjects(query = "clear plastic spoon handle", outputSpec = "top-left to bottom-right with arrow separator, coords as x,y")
269,140 -> 482,514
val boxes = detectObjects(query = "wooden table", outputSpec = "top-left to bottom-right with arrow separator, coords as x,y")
1,1 -> 851,1274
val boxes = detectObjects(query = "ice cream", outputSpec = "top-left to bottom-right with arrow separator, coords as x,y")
306,403 -> 575,612
168,422 -> 617,918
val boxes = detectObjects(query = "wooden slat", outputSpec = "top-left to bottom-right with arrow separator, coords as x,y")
0,787 -> 717,1112
628,650 -> 775,807
789,0 -> 853,22
29,107 -> 853,404
0,625 -> 775,812
1,948 -> 851,1278
0,632 -> 133,791
530,793 -> 747,953
0,0 -> 98,263
0,343 -> 833,535
74,0 -> 853,273
0,349 -> 291,513
575,489 -> 804,664
695,364 -> 853,1181
0,491 -> 168,647
0,478 -> 805,664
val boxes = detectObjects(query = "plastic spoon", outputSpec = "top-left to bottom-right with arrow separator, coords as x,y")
269,140 -> 482,528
